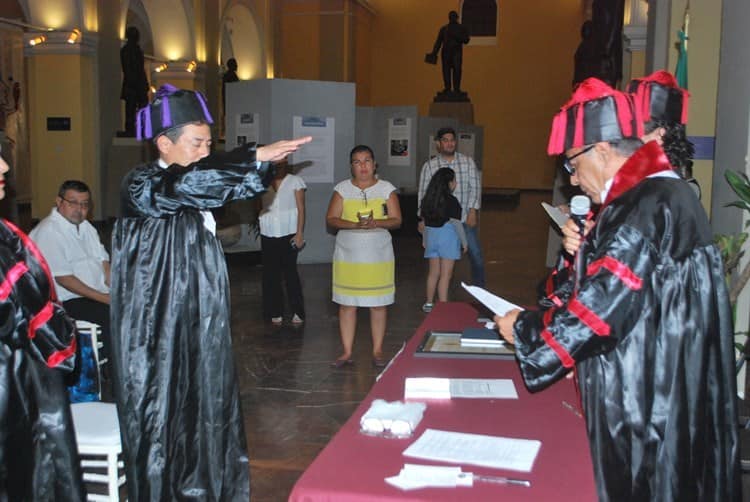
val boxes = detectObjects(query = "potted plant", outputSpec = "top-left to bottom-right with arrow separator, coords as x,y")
715,170 -> 750,411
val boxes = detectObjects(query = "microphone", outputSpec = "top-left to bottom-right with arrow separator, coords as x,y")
570,195 -> 590,291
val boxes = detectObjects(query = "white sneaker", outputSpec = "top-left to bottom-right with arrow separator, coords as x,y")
421,303 -> 434,313
271,316 -> 283,325
291,314 -> 304,325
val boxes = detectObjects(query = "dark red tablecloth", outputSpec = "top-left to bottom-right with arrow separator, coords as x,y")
289,302 -> 597,501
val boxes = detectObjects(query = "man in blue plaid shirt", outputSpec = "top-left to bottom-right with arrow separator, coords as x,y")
417,127 -> 485,287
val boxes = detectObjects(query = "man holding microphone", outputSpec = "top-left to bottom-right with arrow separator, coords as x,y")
496,78 -> 739,501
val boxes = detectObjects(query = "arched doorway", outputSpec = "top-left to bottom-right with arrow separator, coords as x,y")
220,2 -> 263,80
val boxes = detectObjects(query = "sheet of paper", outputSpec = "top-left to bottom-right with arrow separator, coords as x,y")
449,379 -> 518,399
404,378 -> 517,399
385,464 -> 471,491
462,282 -> 523,317
403,428 -> 541,472
541,202 -> 569,230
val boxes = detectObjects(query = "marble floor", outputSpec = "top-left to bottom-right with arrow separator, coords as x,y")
235,190 -> 551,501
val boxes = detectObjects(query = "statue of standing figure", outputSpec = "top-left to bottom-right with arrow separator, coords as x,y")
425,11 -> 470,100
120,27 -> 149,137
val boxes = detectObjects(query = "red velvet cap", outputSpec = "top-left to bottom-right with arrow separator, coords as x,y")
627,70 -> 689,125
547,78 -> 642,155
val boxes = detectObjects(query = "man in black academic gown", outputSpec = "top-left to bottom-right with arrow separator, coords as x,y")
496,78 -> 740,501
110,84 -> 309,501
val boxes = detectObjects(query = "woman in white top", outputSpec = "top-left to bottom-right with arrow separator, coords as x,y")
259,160 -> 306,324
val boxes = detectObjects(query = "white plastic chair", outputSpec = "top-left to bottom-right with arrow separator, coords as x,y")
71,402 -> 126,501
75,321 -> 106,398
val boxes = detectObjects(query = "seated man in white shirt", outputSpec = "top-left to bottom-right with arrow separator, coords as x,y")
30,180 -> 110,359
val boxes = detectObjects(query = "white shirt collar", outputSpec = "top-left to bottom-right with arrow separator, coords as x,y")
155,157 -> 216,234
600,169 -> 679,204
600,178 -> 613,205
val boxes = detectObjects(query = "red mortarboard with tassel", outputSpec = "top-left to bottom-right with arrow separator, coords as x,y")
547,78 -> 643,155
627,70 -> 689,126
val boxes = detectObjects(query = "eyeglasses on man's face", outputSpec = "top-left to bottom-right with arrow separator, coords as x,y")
60,197 -> 91,210
562,144 -> 595,175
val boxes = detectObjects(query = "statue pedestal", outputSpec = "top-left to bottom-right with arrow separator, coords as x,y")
429,101 -> 474,125
105,137 -> 152,217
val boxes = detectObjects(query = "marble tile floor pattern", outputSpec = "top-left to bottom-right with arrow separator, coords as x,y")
237,191 -> 550,500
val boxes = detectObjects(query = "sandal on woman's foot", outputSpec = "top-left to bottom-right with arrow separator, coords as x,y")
421,303 -> 434,313
372,356 -> 388,368
271,316 -> 283,325
291,314 -> 304,325
331,358 -> 354,369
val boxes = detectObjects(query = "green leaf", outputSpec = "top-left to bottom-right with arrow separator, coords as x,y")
726,201 -> 750,212
725,170 -> 750,204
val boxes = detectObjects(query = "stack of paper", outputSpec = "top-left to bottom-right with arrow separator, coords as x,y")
404,378 -> 518,400
404,377 -> 451,399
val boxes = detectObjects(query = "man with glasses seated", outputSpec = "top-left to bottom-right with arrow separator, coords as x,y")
30,180 -> 111,364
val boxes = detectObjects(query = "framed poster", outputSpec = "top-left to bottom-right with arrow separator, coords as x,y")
388,117 -> 412,166
292,115 -> 335,183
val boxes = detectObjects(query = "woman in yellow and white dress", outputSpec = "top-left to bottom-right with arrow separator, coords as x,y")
326,145 -> 402,368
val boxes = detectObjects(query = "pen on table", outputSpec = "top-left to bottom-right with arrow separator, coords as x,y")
562,400 -> 583,418
471,474 -> 531,487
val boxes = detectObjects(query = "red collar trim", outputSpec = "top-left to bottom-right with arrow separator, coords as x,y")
601,141 -> 672,209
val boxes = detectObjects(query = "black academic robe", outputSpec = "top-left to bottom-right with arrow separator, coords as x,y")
513,142 -> 741,501
110,144 -> 270,501
0,219 -> 84,501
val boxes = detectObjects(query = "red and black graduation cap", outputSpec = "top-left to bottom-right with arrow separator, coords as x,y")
627,70 -> 689,125
547,78 -> 642,155
136,84 -> 214,141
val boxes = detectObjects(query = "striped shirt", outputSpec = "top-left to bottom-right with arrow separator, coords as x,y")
417,152 -> 481,223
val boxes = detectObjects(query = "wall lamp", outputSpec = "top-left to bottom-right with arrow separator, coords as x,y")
67,28 -> 81,44
154,63 -> 168,73
28,35 -> 46,46
186,60 -> 197,73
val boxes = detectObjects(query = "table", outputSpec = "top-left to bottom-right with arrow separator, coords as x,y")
289,302 -> 597,501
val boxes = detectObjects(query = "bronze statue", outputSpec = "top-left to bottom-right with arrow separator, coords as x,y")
221,58 -> 239,114
425,11 -> 470,99
120,27 -> 149,137
572,0 -> 625,88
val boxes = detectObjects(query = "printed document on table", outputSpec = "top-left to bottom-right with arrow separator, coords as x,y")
404,378 -> 518,400
450,378 -> 518,399
403,428 -> 541,472
462,282 -> 523,317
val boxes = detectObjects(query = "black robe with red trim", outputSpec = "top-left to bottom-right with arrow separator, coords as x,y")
537,251 -> 574,310
111,144 -> 271,501
0,219 -> 84,501
513,142 -> 740,501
